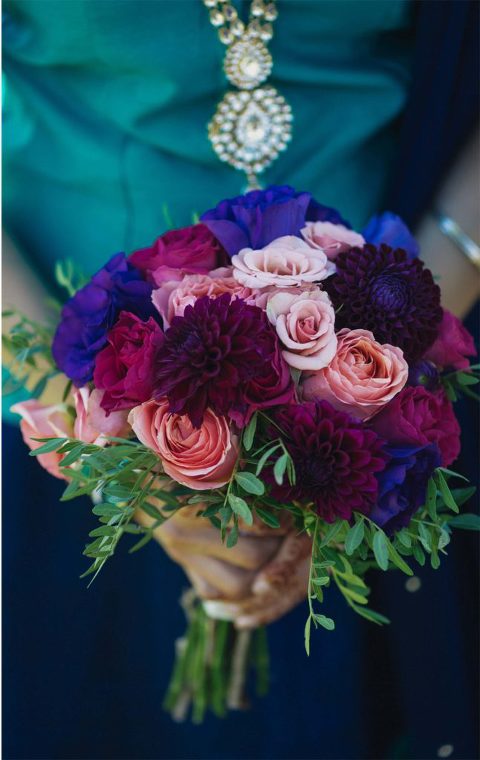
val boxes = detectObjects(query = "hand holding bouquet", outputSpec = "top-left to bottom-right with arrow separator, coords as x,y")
5,186 -> 479,722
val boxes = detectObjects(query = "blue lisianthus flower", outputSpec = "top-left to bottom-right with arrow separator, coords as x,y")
52,253 -> 157,386
201,185 -> 350,256
407,360 -> 440,391
370,443 -> 441,534
362,211 -> 419,258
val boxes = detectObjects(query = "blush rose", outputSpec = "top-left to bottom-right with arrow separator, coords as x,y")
11,400 -> 73,480
302,328 -> 408,420
232,236 -> 335,289
265,288 -> 337,370
128,399 -> 238,490
152,267 -> 259,327
301,221 -> 365,260
73,387 -> 130,445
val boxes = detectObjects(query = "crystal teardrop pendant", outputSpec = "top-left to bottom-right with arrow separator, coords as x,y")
208,86 -> 292,187
224,38 -> 272,90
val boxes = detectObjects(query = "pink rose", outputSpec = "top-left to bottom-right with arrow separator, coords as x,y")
370,386 -> 461,466
152,267 -> 259,327
265,288 -> 337,370
302,328 -> 408,420
129,224 -> 228,286
73,387 -> 130,445
11,400 -> 73,480
128,399 -> 238,490
232,236 -> 335,290
424,309 -> 477,370
301,221 -> 365,261
94,311 -> 164,413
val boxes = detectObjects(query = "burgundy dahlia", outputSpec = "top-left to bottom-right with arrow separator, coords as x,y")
323,244 -> 442,363
154,294 -> 293,428
271,401 -> 388,523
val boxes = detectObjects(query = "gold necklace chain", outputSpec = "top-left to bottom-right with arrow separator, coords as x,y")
204,0 -> 292,190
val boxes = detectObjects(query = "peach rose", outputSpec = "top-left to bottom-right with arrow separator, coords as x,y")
152,267 -> 258,327
73,387 -> 130,446
265,288 -> 337,370
302,328 -> 408,420
301,222 -> 365,261
232,236 -> 335,290
128,399 -> 238,490
11,399 -> 73,480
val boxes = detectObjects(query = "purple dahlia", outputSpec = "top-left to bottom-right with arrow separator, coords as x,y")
370,443 -> 441,535
201,185 -> 349,256
323,244 -> 442,363
154,294 -> 293,428
271,400 -> 388,523
52,253 -> 157,386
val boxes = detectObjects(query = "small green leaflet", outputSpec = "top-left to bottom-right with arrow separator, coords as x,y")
273,453 -> 288,485
448,513 -> 480,530
235,471 -> 265,495
227,493 -> 253,525
373,530 -> 389,570
242,413 -> 257,451
435,470 -> 459,513
304,617 -> 311,656
255,506 -> 280,528
320,519 -> 344,548
345,518 -> 365,555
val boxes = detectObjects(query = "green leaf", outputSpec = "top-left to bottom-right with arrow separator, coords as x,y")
235,471 -> 265,495
373,530 -> 389,570
435,470 -> 459,513
273,453 -> 288,485
243,413 -> 257,451
304,616 -> 311,656
345,518 -> 365,556
128,532 -> 154,553
227,493 -> 253,525
448,513 -> 480,530
255,444 -> 280,476
387,540 -> 413,576
226,523 -> 239,548
396,530 -> 412,549
320,519 -> 344,548
29,437 -> 65,455
426,477 -> 438,521
450,486 -> 477,507
412,543 -> 426,566
456,371 -> 479,386
315,614 -> 335,631
350,604 -> 390,625
255,505 -> 281,529
418,522 -> 432,551
438,467 -> 469,483
138,500 -> 165,522
311,576 -> 330,587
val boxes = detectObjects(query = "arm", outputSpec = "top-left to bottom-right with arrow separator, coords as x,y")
415,130 -> 480,318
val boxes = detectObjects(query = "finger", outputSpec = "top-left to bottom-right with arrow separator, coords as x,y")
235,556 -> 310,629
252,530 -> 311,595
167,548 -> 256,601
145,511 -> 282,571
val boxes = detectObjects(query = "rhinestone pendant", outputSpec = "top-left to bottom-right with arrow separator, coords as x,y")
208,86 -> 292,187
224,38 -> 272,90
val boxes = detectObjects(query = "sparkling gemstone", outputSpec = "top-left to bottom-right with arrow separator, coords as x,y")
224,37 -> 272,90
208,86 -> 292,180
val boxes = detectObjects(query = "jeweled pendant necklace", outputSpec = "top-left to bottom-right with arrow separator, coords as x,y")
204,0 -> 292,190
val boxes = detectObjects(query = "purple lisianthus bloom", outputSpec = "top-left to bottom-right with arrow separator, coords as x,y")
201,185 -> 350,256
52,253 -> 157,386
270,400 -> 388,523
362,211 -> 419,258
154,294 -> 293,428
407,360 -> 440,391
370,443 -> 441,534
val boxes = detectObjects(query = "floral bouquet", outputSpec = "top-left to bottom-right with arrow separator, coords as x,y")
4,186 -> 479,723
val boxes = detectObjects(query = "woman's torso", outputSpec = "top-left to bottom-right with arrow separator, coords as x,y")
3,0 -> 414,280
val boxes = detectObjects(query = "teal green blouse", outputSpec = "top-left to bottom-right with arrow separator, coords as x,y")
4,0 -> 414,282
